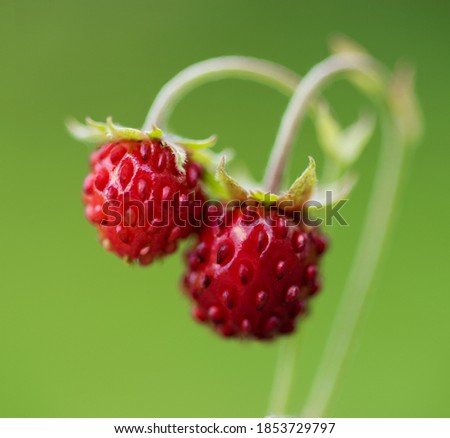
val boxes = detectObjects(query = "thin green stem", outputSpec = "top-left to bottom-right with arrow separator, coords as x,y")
143,56 -> 301,130
264,53 -> 389,417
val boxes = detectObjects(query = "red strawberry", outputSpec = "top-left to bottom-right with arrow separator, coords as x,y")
183,205 -> 327,339
83,138 -> 204,264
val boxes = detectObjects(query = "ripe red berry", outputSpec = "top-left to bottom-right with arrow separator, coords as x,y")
83,139 -> 204,265
183,206 -> 327,339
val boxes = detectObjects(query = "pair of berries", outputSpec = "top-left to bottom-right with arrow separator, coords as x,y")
71,118 -> 327,340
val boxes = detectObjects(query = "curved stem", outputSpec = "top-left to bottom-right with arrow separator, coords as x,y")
264,53 -> 386,193
265,53 -> 391,417
301,113 -> 404,417
143,56 -> 301,130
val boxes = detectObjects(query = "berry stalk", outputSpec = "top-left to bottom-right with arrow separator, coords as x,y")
144,56 -> 301,130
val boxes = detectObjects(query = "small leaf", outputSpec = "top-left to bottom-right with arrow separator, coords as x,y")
216,156 -> 249,201
315,104 -> 375,167
278,157 -> 317,210
340,111 -> 375,165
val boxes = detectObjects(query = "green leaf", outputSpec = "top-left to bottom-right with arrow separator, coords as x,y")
277,156 -> 317,210
340,111 -> 375,164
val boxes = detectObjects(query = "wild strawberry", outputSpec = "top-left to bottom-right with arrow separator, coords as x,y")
183,205 -> 327,339
70,118 -> 216,265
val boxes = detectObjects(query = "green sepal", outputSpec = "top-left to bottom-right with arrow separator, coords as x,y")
214,156 -> 317,210
67,117 -> 163,143
216,156 -> 249,200
67,117 -> 218,174
165,134 -> 217,150
277,157 -> 317,210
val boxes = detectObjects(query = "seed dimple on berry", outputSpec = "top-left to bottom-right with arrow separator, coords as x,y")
285,285 -> 300,303
281,320 -> 295,334
256,229 -> 269,253
119,160 -> 134,187
264,316 -> 280,334
136,179 -> 148,200
99,144 -> 114,160
276,260 -> 287,280
124,208 -> 137,227
196,242 -> 209,263
291,300 -> 306,317
102,238 -> 111,251
139,143 -> 150,161
140,245 -> 151,256
294,232 -> 307,253
310,279 -> 321,295
208,306 -> 223,323
222,289 -> 234,309
306,264 -> 317,282
202,275 -> 211,289
104,185 -> 118,200
256,290 -> 268,310
161,185 -> 171,201
116,225 -> 130,244
169,226 -> 181,242
110,145 -> 126,165
275,217 -> 288,238
241,319 -> 251,334
139,250 -> 154,265
313,234 -> 328,255
220,324 -> 235,337
94,169 -> 109,191
186,163 -> 200,188
193,307 -> 207,322
217,241 -> 234,265
154,150 -> 166,172
239,263 -> 251,285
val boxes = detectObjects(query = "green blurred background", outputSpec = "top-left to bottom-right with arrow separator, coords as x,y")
2,0 -> 449,417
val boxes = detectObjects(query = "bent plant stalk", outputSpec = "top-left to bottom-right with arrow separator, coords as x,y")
144,56 -> 301,130
265,53 -> 419,417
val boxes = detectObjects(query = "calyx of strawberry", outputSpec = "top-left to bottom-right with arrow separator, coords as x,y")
216,156 -> 316,210
67,117 -> 218,174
